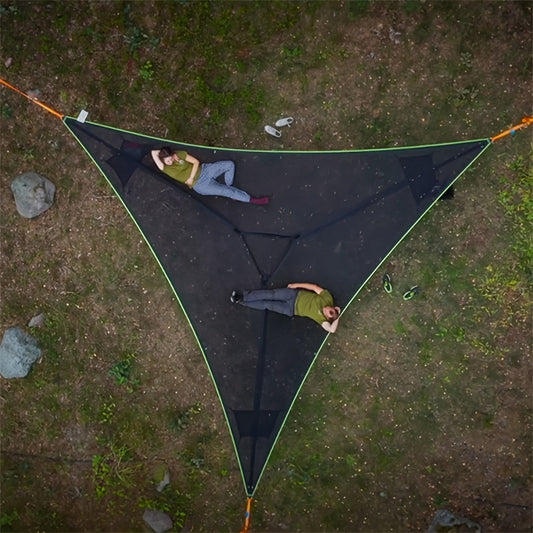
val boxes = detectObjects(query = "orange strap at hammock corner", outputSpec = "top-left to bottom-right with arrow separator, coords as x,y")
491,116 -> 533,143
0,77 -> 64,120
239,497 -> 253,533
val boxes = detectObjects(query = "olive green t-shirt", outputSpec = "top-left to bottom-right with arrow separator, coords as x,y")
162,151 -> 200,186
294,289 -> 333,324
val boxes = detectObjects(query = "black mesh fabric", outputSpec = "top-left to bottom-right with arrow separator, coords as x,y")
64,117 -> 490,495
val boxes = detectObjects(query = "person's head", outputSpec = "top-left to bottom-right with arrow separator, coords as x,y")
322,306 -> 340,323
158,146 -> 175,166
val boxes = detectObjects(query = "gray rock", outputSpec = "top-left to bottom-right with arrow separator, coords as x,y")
28,313 -> 45,328
428,509 -> 481,532
11,172 -> 55,218
152,462 -> 170,492
0,327 -> 42,378
143,509 -> 173,533
156,468 -> 170,492
27,89 -> 41,100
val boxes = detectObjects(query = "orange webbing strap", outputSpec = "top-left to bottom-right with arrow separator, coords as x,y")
0,77 -> 64,120
491,116 -> 533,143
239,497 -> 253,533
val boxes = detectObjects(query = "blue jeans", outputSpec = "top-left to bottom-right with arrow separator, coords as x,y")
193,161 -> 251,202
240,288 -> 297,316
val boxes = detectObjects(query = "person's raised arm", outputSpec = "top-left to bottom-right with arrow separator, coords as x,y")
321,315 -> 340,333
184,154 -> 200,188
321,306 -> 341,333
287,282 -> 323,294
151,150 -> 165,171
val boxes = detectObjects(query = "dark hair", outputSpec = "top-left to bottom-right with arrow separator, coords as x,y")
328,308 -> 340,323
158,146 -> 175,159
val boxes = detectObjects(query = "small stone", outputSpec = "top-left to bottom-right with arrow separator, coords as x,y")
28,313 -> 45,328
143,509 -> 173,533
27,89 -> 41,99
152,462 -> 170,492
428,509 -> 481,533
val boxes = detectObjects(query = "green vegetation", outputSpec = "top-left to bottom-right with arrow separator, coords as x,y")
109,352 -> 140,390
0,1 -> 530,532
92,443 -> 139,499
498,156 -> 533,276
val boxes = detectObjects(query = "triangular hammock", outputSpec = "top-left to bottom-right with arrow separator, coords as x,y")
2,78 -> 531,531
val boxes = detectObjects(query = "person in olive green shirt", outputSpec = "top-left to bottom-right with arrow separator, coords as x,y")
230,283 -> 341,333
151,147 -> 269,204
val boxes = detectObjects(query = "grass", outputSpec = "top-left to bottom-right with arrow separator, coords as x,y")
0,1 -> 531,532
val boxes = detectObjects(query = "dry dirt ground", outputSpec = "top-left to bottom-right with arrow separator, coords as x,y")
0,1 -> 531,532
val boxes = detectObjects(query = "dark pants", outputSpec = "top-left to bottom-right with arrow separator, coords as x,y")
240,288 -> 297,316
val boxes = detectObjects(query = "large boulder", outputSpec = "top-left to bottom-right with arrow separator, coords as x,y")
0,327 -> 42,378
11,172 -> 55,218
